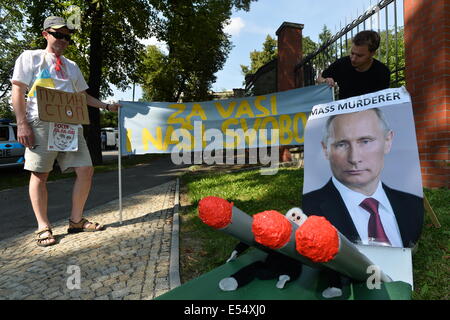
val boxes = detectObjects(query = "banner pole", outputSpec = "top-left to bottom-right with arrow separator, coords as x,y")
118,104 -> 123,225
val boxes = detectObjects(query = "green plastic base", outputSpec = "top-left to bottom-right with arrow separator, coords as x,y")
157,249 -> 412,300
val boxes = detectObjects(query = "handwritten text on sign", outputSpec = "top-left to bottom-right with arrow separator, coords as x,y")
119,85 -> 334,154
36,86 -> 90,125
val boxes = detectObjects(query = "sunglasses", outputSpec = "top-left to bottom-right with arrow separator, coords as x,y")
47,30 -> 71,42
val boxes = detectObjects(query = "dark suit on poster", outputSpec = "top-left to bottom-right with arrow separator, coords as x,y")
302,179 -> 424,248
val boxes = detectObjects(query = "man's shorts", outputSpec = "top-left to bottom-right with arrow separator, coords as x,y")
24,119 -> 92,173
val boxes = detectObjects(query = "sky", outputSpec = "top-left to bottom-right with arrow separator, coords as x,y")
108,0 -> 404,102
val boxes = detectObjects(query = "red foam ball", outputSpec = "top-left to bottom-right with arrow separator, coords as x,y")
295,216 -> 339,263
252,210 -> 292,249
198,196 -> 233,229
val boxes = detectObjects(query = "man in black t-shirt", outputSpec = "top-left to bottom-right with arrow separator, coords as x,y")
318,30 -> 390,99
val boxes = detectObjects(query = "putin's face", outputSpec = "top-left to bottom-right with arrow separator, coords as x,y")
322,109 -> 393,195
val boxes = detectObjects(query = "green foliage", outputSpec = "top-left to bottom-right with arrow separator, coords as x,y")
241,35 -> 277,77
7,1 -> 256,101
302,36 -> 318,57
138,0 -> 257,102
100,110 -> 118,128
5,0 -> 156,164
180,168 -> 303,281
378,27 -> 406,87
1,0 -> 257,163
138,45 -> 167,102
0,100 -> 15,121
0,1 -> 29,111
1,0 -> 155,98
412,188 -> 450,300
315,25 -> 337,72
241,34 -> 318,80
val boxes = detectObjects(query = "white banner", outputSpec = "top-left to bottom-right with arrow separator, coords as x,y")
309,87 -> 411,121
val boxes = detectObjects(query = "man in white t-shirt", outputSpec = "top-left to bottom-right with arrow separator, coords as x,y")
11,16 -> 120,247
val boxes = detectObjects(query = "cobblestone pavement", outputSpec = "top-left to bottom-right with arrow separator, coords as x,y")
0,180 -> 177,300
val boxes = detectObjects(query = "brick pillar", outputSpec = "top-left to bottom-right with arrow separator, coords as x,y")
276,22 -> 304,91
404,0 -> 449,188
276,22 -> 304,162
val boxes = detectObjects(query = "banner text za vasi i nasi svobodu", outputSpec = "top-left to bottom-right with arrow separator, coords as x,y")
119,84 -> 333,155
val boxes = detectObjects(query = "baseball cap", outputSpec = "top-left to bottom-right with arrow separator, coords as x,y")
43,16 -> 74,32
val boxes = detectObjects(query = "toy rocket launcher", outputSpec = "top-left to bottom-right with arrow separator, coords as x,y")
253,211 -> 392,283
198,196 -> 392,283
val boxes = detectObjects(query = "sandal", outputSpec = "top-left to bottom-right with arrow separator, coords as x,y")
68,217 -> 105,233
35,227 -> 56,247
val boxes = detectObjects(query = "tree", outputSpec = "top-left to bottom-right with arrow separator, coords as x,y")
302,36 -> 318,57
241,34 -> 319,78
316,25 -> 336,72
2,0 -> 155,164
2,0 -> 257,159
138,0 -> 257,103
0,1 -> 29,120
378,27 -> 405,87
138,45 -> 169,101
241,33 -> 319,89
241,34 -> 277,77
100,110 -> 118,128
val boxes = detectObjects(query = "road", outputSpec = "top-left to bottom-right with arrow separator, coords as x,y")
0,152 -> 188,241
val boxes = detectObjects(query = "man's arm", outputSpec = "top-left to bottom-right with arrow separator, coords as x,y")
82,91 -> 120,112
318,59 -> 340,87
11,81 -> 34,148
318,65 -> 337,87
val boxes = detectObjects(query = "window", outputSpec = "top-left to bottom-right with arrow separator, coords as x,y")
0,127 -> 9,141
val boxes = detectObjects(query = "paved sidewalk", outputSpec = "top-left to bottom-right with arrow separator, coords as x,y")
0,180 -> 178,300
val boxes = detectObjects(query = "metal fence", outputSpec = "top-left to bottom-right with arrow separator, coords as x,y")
298,0 -> 405,89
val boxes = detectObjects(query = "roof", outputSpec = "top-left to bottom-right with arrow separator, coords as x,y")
0,119 -> 12,124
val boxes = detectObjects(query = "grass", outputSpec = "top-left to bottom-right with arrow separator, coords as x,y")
179,167 -> 303,282
0,153 -> 162,191
412,188 -> 450,300
179,167 -> 449,300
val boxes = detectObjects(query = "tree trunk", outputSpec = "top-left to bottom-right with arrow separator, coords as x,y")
84,1 -> 104,165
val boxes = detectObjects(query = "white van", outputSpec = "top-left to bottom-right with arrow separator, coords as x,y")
101,127 -> 118,150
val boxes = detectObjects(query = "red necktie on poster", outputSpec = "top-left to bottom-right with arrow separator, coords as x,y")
360,197 -> 391,245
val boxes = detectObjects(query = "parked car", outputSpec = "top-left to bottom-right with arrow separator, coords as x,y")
101,127 -> 118,150
0,119 -> 25,168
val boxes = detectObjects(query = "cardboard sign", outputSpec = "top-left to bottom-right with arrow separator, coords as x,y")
36,86 -> 90,125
